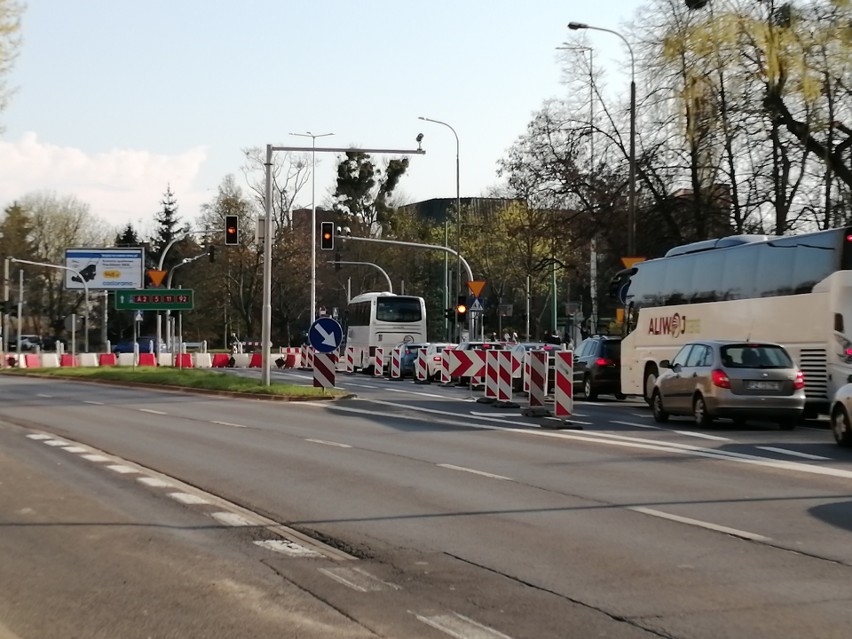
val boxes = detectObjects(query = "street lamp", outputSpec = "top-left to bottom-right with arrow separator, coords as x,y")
289,131 -> 334,330
418,116 -> 465,341
568,22 -> 636,258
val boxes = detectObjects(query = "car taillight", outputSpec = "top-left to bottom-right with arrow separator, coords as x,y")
432,356 -> 441,362
595,357 -> 612,366
711,369 -> 731,389
794,370 -> 805,390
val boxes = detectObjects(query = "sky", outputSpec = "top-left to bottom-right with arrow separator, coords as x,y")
1,0 -> 646,237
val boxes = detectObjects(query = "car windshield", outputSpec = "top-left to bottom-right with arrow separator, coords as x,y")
601,341 -> 621,359
720,344 -> 793,369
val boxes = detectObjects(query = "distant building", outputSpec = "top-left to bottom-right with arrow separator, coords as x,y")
398,197 -> 523,223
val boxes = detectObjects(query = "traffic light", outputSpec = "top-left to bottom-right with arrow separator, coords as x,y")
320,222 -> 334,250
456,295 -> 468,321
225,215 -> 239,245
444,307 -> 455,321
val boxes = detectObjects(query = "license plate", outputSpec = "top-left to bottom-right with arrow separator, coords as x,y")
746,380 -> 780,390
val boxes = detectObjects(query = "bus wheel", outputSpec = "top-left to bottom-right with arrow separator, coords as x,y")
832,407 -> 852,447
643,367 -> 658,406
693,394 -> 713,428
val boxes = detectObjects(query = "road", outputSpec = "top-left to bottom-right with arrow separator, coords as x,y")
2,368 -> 852,638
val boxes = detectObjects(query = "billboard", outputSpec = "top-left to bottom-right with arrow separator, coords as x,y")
64,248 -> 145,290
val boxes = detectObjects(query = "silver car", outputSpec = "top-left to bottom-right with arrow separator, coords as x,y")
651,340 -> 805,429
829,384 -> 852,446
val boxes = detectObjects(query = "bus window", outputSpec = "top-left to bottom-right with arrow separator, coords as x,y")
721,248 -> 757,300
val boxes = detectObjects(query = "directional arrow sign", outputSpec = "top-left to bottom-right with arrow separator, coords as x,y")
308,317 -> 343,353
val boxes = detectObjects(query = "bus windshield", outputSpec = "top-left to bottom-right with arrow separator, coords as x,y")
376,298 -> 423,323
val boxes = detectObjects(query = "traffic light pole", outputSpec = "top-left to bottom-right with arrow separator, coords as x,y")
328,260 -> 393,294
260,143 -> 426,385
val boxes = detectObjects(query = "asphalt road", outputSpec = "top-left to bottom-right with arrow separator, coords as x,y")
2,369 -> 852,638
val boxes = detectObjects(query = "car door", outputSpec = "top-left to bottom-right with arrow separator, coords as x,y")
679,344 -> 712,406
661,344 -> 694,413
573,340 -> 591,387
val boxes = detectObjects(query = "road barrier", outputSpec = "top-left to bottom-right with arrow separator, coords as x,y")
345,346 -> 355,373
374,347 -> 385,378
389,346 -> 403,380
553,351 -> 574,418
313,352 -> 337,388
414,347 -> 429,383
521,350 -> 551,417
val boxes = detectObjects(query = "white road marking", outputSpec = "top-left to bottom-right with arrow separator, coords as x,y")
137,477 -> 174,488
43,439 -> 69,446
630,506 -> 771,542
211,511 -> 256,527
673,431 -> 731,441
26,434 -> 52,440
254,539 -> 322,557
756,446 -> 830,461
305,438 -> 352,448
107,464 -> 138,474
318,566 -> 401,592
415,612 -> 513,639
138,408 -> 167,415
61,446 -> 88,453
83,400 -> 104,405
211,420 -> 247,428
81,454 -> 110,462
437,464 -> 511,481
36,393 -> 53,398
168,492 -> 210,505
470,411 -> 518,418
611,420 -> 661,429
345,383 -> 379,389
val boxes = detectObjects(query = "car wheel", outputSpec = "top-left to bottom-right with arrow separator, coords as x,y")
652,390 -> 668,423
693,394 -> 713,428
583,375 -> 598,400
643,367 -> 658,407
832,407 -> 852,447
615,392 -> 626,400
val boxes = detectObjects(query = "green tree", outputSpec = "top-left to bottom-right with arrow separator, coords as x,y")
333,151 -> 409,234
114,223 -> 142,247
149,185 -> 189,270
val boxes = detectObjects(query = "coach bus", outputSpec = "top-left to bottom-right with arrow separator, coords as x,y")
344,291 -> 427,372
612,227 -> 852,416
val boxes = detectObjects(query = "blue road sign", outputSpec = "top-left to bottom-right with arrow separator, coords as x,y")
308,317 -> 343,353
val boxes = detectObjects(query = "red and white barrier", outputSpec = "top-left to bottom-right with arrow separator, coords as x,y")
495,351 -> 516,406
345,346 -> 355,373
440,349 -> 455,385
414,347 -> 429,382
389,346 -> 403,380
312,352 -> 337,388
374,347 -> 385,378
526,350 -> 549,410
553,351 -> 574,418
453,350 -> 486,384
483,350 -> 499,400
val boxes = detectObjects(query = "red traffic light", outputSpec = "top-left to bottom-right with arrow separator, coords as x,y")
225,215 -> 239,245
320,221 -> 334,250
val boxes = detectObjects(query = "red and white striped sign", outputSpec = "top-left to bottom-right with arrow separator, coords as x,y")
390,346 -> 403,379
484,350 -> 499,399
553,351 -> 574,417
312,352 -> 337,388
415,348 -> 429,382
374,348 -> 385,377
299,344 -> 310,369
526,350 -> 548,408
453,350 -> 486,380
440,349 -> 454,384
345,346 -> 355,373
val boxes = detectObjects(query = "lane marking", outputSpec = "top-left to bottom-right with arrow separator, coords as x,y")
137,477 -> 174,488
211,420 -> 248,428
305,438 -> 352,448
106,464 -> 138,474
36,393 -> 54,398
61,446 -> 89,453
81,454 -> 110,462
318,566 -> 401,592
344,383 -> 379,389
168,492 -> 210,505
470,411 -> 518,418
415,612 -> 513,639
26,434 -> 52,440
630,506 -> 771,542
254,539 -> 322,557
83,400 -> 104,405
138,408 -> 167,415
611,420 -> 661,430
437,463 -> 511,481
673,431 -> 731,441
211,511 -> 256,527
43,439 -> 70,447
756,446 -> 830,461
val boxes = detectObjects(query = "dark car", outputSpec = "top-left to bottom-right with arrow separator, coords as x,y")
574,335 -> 624,400
112,336 -> 162,354
40,335 -> 67,351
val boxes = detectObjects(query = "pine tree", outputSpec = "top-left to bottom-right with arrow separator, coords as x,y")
149,185 -> 188,269
114,223 -> 141,247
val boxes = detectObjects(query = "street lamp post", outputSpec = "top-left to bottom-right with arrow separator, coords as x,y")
568,22 -> 636,258
418,116 -> 466,341
289,131 -> 334,331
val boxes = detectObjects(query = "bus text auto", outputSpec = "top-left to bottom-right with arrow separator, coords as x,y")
613,227 -> 852,416
344,292 -> 427,372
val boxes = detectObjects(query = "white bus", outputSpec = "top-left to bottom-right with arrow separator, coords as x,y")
344,291 -> 427,372
614,227 -> 852,416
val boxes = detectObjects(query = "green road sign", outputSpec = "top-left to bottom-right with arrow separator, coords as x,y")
115,289 -> 194,311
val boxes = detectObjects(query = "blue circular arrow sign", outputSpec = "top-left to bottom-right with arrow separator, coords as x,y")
308,317 -> 343,353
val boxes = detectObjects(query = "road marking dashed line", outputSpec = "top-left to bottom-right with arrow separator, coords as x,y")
305,438 -> 352,448
138,408 -> 167,415
319,566 -> 401,592
629,506 -> 771,542
106,464 -> 138,474
168,492 -> 210,505
415,612 -> 513,639
673,431 -> 731,441
254,539 -> 322,557
211,511 -> 256,527
211,420 -> 247,428
137,477 -> 174,488
437,463 -> 511,481
81,454 -> 110,462
756,446 -> 829,461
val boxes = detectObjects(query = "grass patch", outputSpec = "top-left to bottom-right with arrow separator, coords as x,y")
0,366 -> 345,399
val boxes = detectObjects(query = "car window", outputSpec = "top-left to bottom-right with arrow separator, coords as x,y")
576,341 -> 589,358
600,340 -> 621,359
685,344 -> 709,367
721,344 -> 793,368
671,345 -> 693,367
